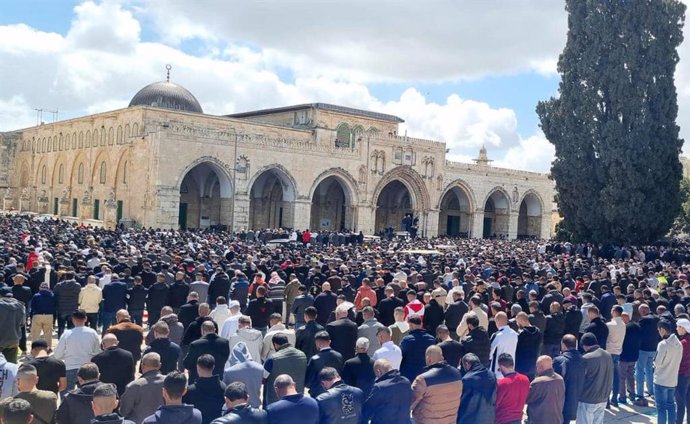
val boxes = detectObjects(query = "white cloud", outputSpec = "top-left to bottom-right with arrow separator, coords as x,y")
0,0 -> 687,175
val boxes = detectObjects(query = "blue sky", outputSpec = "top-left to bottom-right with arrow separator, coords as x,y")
1,0 -> 687,172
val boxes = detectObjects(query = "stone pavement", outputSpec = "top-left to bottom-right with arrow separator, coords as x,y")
603,403 -> 657,424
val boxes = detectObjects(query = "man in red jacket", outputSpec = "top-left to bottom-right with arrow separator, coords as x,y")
495,353 -> 530,424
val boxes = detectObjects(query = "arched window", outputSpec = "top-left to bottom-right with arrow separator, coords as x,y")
100,128 -> 106,146
58,134 -> 63,151
132,123 -> 139,137
123,161 -> 128,184
108,127 -> 114,145
335,123 -> 350,148
72,132 -> 77,149
58,164 -> 64,184
41,166 -> 46,184
78,163 -> 84,185
116,126 -> 123,144
65,134 -> 70,150
99,162 -> 107,184
79,132 -> 84,148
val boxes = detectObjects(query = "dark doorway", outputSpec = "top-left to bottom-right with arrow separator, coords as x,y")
71,198 -> 78,217
116,200 -> 123,223
93,199 -> 100,219
446,216 -> 460,236
179,203 -> 188,229
483,217 -> 492,238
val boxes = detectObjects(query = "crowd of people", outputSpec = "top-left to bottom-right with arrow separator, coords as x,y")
0,214 -> 690,424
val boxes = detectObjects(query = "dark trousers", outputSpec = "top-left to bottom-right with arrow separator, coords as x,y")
148,311 -> 160,328
542,343 -> 560,358
19,325 -> 27,352
130,310 -> 144,326
57,313 -> 73,339
86,313 -> 99,330
0,346 -> 17,364
101,311 -> 116,333
676,374 -> 690,424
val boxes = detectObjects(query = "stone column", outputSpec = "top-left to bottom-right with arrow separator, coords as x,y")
104,199 -> 117,229
153,186 -> 182,229
540,212 -> 552,239
291,199 -> 312,231
425,209 -> 440,238
508,211 -> 519,240
59,197 -> 70,216
471,208 -> 485,239
219,198 -> 233,228
232,193 -> 250,232
356,204 -> 376,235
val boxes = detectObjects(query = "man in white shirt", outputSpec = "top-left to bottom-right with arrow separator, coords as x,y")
261,313 -> 295,361
209,297 -> 231,328
456,297 -> 489,338
220,300 -> 242,339
53,309 -> 101,395
489,312 -> 518,379
372,326 -> 402,370
607,305 -> 627,406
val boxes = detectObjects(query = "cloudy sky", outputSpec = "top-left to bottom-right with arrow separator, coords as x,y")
1,0 -> 688,172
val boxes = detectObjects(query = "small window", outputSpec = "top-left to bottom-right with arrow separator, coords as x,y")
99,162 -> 107,184
58,164 -> 64,184
78,163 -> 84,185
123,161 -> 128,184
41,165 -> 46,184
335,123 -> 350,148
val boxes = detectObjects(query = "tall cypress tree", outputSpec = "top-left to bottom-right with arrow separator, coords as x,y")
538,0 -> 686,244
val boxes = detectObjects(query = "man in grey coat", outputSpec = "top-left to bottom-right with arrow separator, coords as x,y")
120,352 -> 166,424
358,307 -> 385,356
578,332 -> 614,424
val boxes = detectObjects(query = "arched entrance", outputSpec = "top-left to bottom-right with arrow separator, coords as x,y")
375,180 -> 414,233
310,176 -> 353,231
438,186 -> 473,237
248,168 -> 297,229
518,192 -> 543,239
483,190 -> 510,239
179,161 -> 233,229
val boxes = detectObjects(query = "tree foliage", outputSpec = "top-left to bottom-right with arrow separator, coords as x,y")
672,178 -> 690,235
537,0 -> 686,244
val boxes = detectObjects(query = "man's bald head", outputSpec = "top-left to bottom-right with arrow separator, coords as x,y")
536,355 -> 553,374
495,311 -> 508,326
425,345 -> 444,366
102,334 -> 119,348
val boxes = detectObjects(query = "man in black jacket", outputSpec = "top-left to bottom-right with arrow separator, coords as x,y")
56,363 -> 102,424
182,355 -> 226,424
296,307 -> 324,359
553,334 -> 585,424
244,286 -> 273,334
168,272 -> 190,314
542,302 -> 566,357
212,381 -> 267,424
53,270 -> 81,338
315,367 -> 364,424
635,303 -> 659,405
515,312 -> 542,380
444,291 -> 468,340
376,286 -> 402,326
178,292 -> 201,330
326,306 -> 358,361
562,299 -> 583,336
91,334 -> 135,396
305,331 -> 344,397
363,359 -> 412,424
583,306 -> 609,350
341,337 -> 375,395
437,325 -> 463,368
458,315 -> 491,368
184,321 -> 230,383
146,274 -> 169,327
127,276 -> 148,326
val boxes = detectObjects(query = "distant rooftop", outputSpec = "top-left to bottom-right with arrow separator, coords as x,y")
227,102 -> 405,123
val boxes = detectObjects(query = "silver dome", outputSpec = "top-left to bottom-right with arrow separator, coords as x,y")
129,81 -> 203,113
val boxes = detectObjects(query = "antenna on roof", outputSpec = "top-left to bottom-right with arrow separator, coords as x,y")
166,64 -> 172,82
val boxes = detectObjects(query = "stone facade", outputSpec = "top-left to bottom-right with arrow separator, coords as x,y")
1,100 -> 554,239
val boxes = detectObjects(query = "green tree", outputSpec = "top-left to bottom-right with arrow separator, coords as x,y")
672,177 -> 690,235
537,0 -> 686,244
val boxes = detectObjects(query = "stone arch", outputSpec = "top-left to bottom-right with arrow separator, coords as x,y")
247,164 -> 299,229
482,187 -> 511,238
517,190 -> 545,239
91,151 -> 111,186
335,123 -> 350,147
438,179 -> 477,237
177,157 -> 235,230
69,152 -> 89,188
51,154 -> 68,186
371,167 -> 430,211
308,168 -> 359,231
18,161 -> 30,187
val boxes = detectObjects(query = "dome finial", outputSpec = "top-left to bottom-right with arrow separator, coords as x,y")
165,64 -> 172,82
